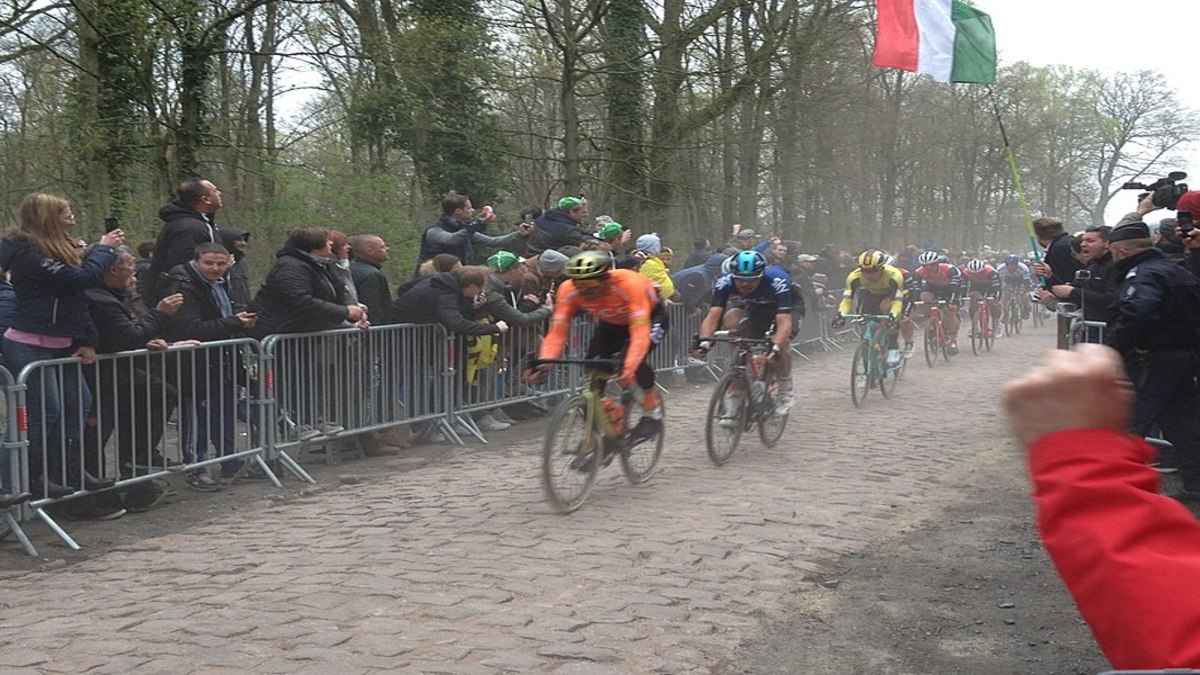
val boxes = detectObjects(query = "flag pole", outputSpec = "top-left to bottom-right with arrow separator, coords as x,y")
987,85 -> 1041,262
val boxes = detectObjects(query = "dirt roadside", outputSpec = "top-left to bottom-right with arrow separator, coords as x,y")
718,449 -> 1112,675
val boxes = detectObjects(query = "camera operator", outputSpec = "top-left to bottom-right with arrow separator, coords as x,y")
414,192 -> 531,274
1104,220 -> 1200,500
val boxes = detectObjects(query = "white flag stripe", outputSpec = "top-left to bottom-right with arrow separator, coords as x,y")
914,0 -> 955,83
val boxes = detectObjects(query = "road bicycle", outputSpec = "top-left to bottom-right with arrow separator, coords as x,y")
968,293 -> 996,355
1030,298 -> 1046,328
697,332 -> 789,466
844,314 -> 903,407
920,300 -> 954,367
531,357 -> 664,513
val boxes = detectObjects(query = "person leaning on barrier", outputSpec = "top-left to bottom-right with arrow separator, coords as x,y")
1104,220 -> 1200,499
251,227 -> 366,337
0,193 -> 125,499
1003,345 -> 1200,669
481,251 -> 551,328
163,242 -> 258,490
1038,225 -> 1116,325
83,246 -> 186,511
1031,216 -> 1083,286
146,178 -> 224,303
350,234 -> 393,325
392,265 -> 510,337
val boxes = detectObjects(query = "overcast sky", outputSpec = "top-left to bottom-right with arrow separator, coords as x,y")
984,0 -> 1197,225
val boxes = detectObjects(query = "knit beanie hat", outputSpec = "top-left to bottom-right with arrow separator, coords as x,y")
538,249 -> 569,274
635,233 -> 662,256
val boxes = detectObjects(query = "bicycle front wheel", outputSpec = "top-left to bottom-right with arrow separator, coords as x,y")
706,371 -> 748,465
970,310 -> 981,356
620,396 -> 664,485
877,343 -> 897,399
851,342 -> 871,407
758,371 -> 789,448
541,394 -> 601,513
923,326 -> 937,368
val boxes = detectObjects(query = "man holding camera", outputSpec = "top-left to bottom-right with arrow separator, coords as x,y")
415,192 -> 531,273
1105,217 -> 1200,500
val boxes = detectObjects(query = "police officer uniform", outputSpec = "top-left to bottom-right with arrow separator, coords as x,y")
1106,221 -> 1200,495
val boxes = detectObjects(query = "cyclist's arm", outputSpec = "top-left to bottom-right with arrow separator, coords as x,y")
772,312 -> 793,350
699,306 -> 723,339
885,269 -> 904,319
623,311 -> 653,381
838,273 -> 858,315
537,284 -> 579,361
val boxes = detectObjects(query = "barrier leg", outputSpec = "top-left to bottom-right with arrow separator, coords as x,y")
451,413 -> 487,444
275,450 -> 316,485
251,453 -> 284,489
438,418 -> 465,446
34,508 -> 80,551
1,511 -> 37,557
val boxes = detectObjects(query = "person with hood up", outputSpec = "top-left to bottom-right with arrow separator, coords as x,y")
218,227 -> 252,308
635,233 -> 676,301
146,178 -> 223,303
671,253 -> 725,310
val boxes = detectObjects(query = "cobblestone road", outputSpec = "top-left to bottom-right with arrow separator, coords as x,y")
0,329 -> 1054,674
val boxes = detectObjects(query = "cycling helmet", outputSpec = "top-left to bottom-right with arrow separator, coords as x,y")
720,254 -> 735,276
918,250 -> 940,266
966,259 -> 986,273
731,250 -> 767,279
564,250 -> 612,280
1005,254 -> 1019,265
883,254 -> 897,267
857,250 -> 886,270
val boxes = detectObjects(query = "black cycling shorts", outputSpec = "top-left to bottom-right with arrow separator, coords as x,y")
586,309 -> 668,390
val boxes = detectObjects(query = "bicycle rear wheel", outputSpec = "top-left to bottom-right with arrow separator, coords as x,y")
541,395 -> 601,513
970,310 -> 981,356
620,396 -> 664,484
706,371 -> 749,465
877,343 -> 897,399
983,308 -> 995,352
923,325 -> 937,368
758,372 -> 789,447
851,342 -> 871,407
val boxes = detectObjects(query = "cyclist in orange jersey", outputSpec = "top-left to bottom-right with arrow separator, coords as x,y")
528,251 -> 667,446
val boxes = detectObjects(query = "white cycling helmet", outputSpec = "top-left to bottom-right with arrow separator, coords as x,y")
966,259 -> 986,273
918,251 -> 940,266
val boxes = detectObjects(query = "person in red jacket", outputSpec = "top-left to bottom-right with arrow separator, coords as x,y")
1003,344 -> 1200,670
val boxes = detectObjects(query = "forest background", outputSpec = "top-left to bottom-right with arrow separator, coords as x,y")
2,0 -> 1196,279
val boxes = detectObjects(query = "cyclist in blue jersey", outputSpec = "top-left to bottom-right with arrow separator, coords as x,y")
694,250 -> 795,414
997,254 -> 1033,321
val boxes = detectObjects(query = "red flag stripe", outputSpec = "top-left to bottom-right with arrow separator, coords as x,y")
873,0 -> 919,72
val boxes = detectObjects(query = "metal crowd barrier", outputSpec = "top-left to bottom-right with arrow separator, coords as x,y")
12,339 -> 280,553
262,323 -> 454,462
0,365 -> 35,556
1054,303 -> 1106,348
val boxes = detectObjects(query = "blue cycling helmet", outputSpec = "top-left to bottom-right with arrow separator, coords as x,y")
1005,254 -> 1019,265
731,250 -> 767,279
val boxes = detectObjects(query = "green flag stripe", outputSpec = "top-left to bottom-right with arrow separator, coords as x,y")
950,0 -> 997,84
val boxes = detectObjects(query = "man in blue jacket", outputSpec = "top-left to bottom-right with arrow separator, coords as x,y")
529,196 -> 589,254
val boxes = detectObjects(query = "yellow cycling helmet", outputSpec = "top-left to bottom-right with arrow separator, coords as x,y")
857,250 -> 886,270
564,251 -> 613,280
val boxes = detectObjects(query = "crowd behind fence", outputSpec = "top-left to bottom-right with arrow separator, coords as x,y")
0,301 -> 837,557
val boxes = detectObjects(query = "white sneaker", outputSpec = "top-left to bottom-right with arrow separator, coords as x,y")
718,393 -> 742,428
477,414 -> 512,432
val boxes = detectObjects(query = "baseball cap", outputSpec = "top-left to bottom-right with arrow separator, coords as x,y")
486,250 -> 524,272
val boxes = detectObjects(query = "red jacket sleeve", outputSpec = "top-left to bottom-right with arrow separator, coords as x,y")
1029,428 -> 1200,669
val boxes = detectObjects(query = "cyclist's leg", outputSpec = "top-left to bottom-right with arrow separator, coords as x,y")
942,291 -> 961,342
899,293 -> 915,353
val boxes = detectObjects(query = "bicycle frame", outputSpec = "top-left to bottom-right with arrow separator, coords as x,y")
847,315 -> 892,376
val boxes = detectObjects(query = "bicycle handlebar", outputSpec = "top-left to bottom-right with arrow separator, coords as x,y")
691,332 -> 775,347
842,314 -> 894,322
528,357 -> 621,373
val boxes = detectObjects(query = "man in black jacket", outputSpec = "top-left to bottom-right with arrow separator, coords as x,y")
83,247 -> 184,501
252,228 -> 365,336
1041,225 -> 1117,329
1032,216 -> 1083,286
415,192 -> 531,272
1105,221 -> 1200,499
479,251 -> 551,328
529,196 -> 588,254
146,178 -> 224,303
394,266 -> 510,337
163,243 -> 256,489
350,234 -> 392,325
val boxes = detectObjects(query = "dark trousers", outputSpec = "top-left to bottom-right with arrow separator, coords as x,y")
2,340 -> 90,487
84,364 -> 177,479
1128,350 -> 1200,488
181,369 -> 240,474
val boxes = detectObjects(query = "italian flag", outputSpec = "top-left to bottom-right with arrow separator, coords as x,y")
873,0 -> 997,84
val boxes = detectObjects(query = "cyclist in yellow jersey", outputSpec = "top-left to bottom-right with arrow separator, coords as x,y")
832,250 -> 912,363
